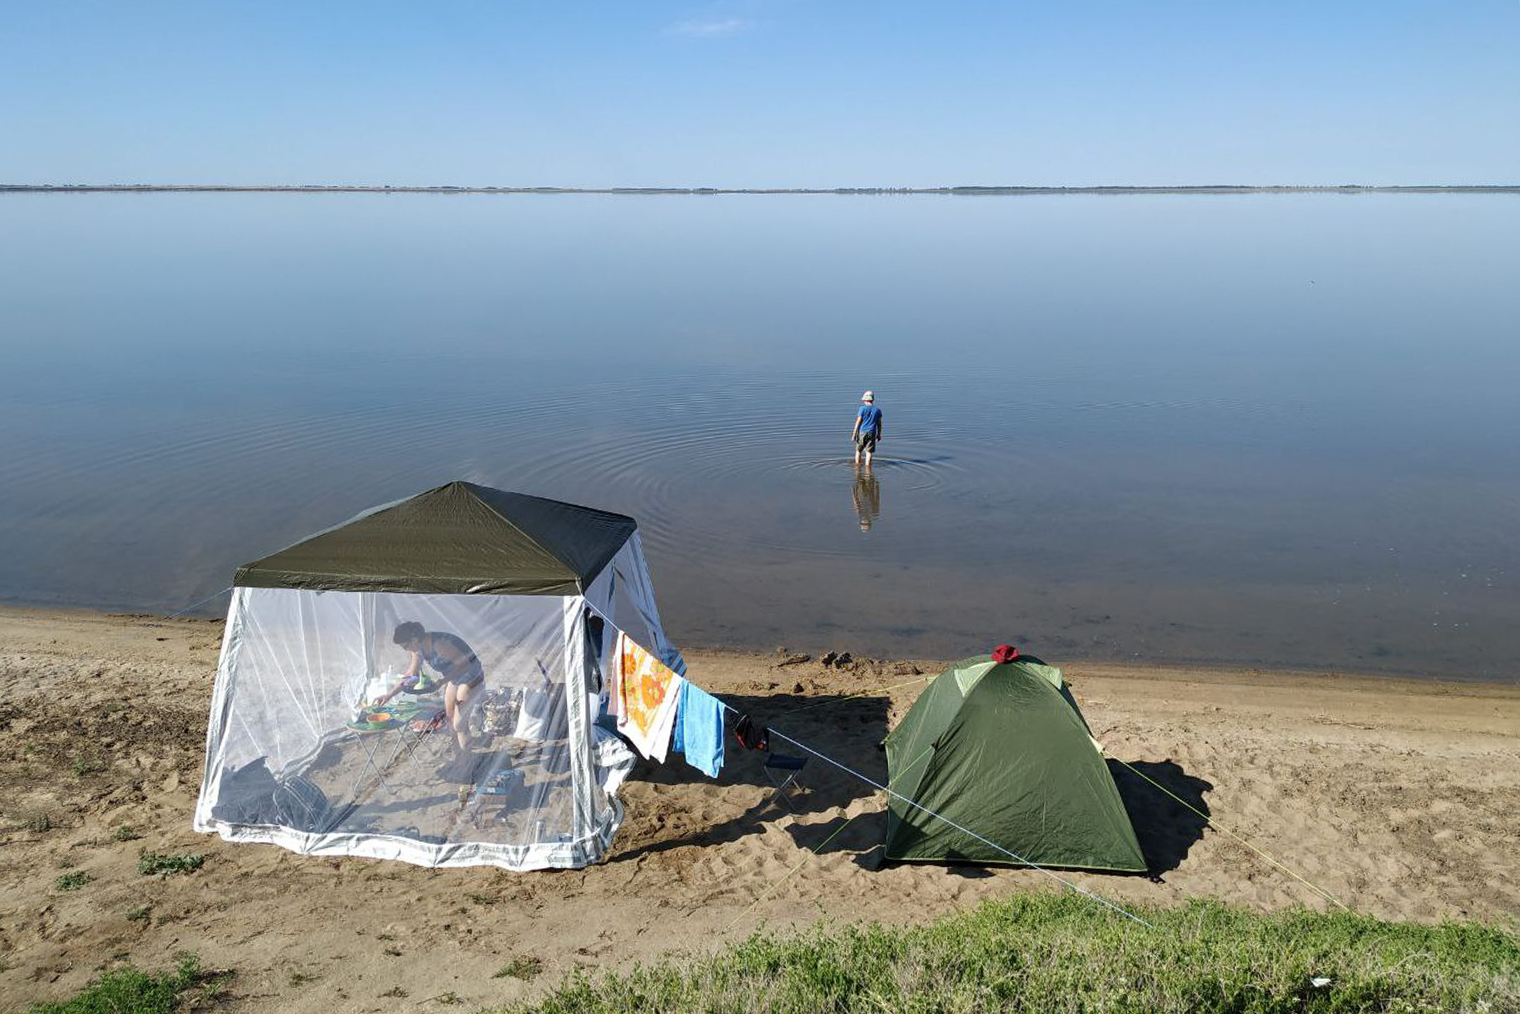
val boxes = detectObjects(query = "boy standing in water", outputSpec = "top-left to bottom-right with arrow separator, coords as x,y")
851,390 -> 883,468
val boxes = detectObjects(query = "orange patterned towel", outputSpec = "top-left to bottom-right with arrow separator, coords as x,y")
615,632 -> 684,761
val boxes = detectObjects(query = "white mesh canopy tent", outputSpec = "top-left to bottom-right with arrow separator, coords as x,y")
193,481 -> 685,870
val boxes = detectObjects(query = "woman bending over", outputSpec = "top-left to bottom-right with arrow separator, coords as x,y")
380,621 -> 485,769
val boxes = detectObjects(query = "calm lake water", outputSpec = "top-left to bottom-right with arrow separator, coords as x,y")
1,192 -> 1516,680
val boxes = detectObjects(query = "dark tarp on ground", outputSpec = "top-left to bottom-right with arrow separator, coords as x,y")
234,481 -> 637,596
883,654 -> 1147,872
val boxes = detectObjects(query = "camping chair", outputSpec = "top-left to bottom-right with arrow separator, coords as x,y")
731,713 -> 808,812
763,753 -> 809,811
397,707 -> 450,770
398,677 -> 450,762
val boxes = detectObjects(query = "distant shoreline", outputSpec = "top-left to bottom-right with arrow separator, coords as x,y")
3,183 -> 1517,195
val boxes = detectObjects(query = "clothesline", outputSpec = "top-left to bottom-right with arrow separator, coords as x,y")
608,634 -> 1153,929
747,655 -> 1350,913
720,700 -> 1155,929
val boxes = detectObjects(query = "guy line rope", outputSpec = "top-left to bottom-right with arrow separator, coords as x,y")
720,666 -> 1352,929
714,698 -> 1156,931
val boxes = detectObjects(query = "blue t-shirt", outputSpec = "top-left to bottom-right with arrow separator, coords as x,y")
856,404 -> 882,436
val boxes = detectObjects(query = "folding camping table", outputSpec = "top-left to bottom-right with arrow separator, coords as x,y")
345,698 -> 447,800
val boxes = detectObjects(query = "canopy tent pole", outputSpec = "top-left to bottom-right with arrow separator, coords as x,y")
360,593 -> 377,683
563,596 -> 594,847
196,587 -> 249,828
615,533 -> 686,674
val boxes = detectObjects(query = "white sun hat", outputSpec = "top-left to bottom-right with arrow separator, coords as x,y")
861,390 -> 874,401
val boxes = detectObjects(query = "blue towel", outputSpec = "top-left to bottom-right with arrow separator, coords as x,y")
674,681 -> 725,778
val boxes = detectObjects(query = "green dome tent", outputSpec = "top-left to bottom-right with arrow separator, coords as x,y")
882,652 -> 1147,873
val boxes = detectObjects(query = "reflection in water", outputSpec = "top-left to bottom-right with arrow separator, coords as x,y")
1,193 -> 1518,679
851,467 -> 882,532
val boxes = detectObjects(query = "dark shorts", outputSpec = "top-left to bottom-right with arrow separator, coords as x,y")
439,666 -> 485,691
856,431 -> 878,452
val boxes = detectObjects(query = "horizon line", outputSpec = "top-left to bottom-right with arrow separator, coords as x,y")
3,183 -> 1517,196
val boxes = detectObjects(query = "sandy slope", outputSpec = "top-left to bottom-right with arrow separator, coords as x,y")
1,606 -> 1516,1012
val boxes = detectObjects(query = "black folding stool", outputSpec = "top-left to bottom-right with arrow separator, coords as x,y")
762,753 -> 809,810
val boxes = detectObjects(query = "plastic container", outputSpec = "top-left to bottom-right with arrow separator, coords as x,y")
367,671 -> 394,705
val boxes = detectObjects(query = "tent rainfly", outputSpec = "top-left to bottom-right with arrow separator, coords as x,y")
193,481 -> 685,870
883,652 -> 1147,872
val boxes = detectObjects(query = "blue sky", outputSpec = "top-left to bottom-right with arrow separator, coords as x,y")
2,0 -> 1516,186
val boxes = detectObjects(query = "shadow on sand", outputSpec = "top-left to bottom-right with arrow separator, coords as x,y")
609,688 -> 1213,879
607,689 -> 889,862
1108,758 -> 1212,876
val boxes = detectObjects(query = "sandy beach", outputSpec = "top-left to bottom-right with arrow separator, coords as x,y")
1,605 -> 1516,1012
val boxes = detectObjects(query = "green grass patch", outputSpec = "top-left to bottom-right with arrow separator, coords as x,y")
112,825 -> 141,842
492,894 -> 1519,1014
53,872 -> 92,892
136,851 -> 204,876
24,953 -> 230,1014
71,755 -> 107,777
494,955 -> 543,980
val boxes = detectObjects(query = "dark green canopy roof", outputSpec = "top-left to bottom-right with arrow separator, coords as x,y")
234,481 -> 638,596
883,654 -> 1146,873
